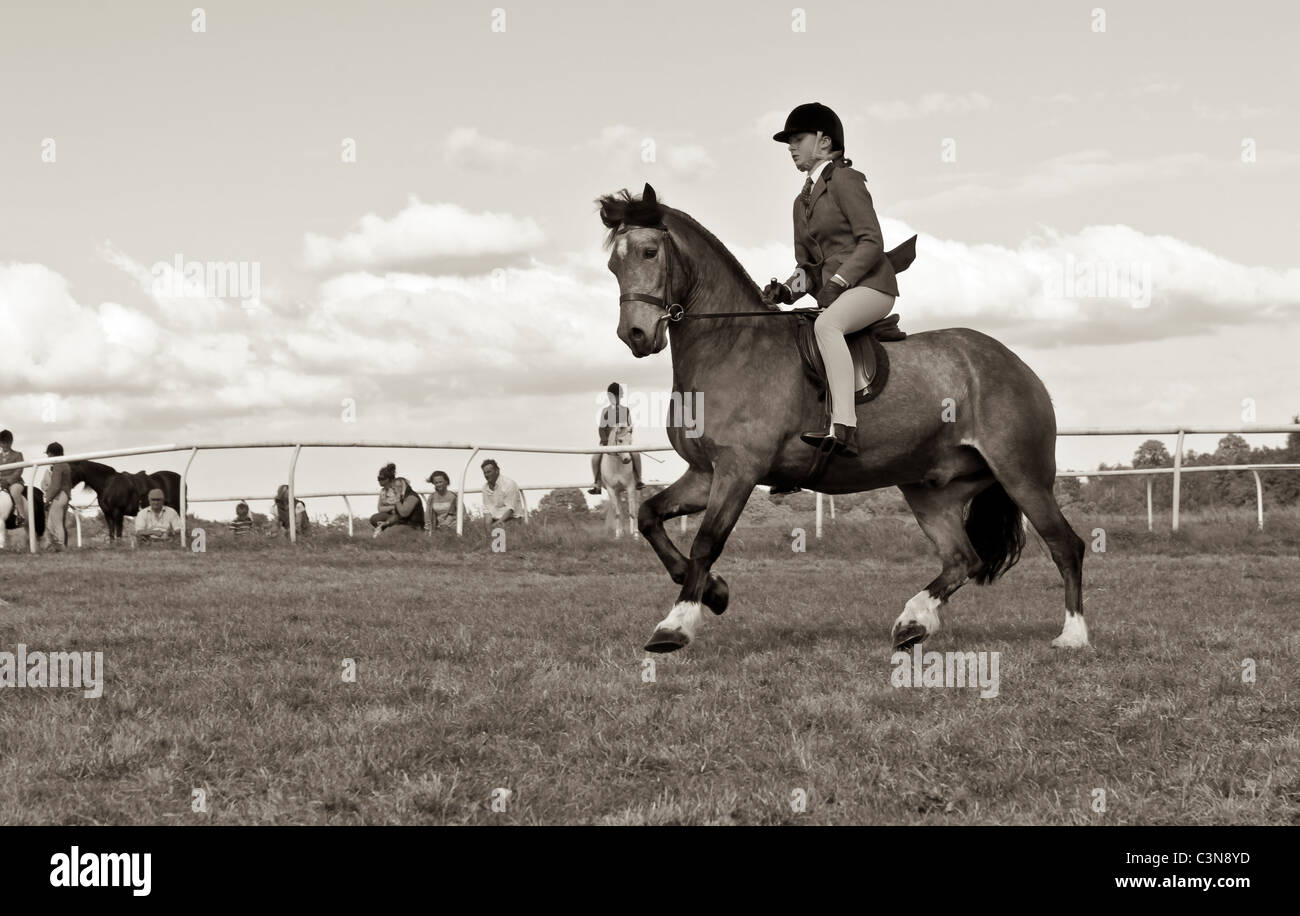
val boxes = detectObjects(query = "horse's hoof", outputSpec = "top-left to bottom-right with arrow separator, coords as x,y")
702,572 -> 729,616
892,622 -> 928,651
644,629 -> 689,653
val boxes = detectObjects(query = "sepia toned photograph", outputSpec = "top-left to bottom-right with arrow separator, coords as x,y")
0,0 -> 1294,892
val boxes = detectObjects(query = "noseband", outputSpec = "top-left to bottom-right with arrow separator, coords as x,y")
616,225 -> 685,324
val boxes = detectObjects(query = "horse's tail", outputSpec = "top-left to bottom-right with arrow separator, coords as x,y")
966,482 -> 1024,584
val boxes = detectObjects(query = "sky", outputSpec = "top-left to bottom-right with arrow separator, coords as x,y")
1,0 -> 1298,521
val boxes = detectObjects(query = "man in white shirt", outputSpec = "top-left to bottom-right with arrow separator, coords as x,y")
134,488 -> 181,546
480,459 -> 525,524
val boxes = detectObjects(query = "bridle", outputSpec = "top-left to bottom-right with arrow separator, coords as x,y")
614,222 -> 811,325
616,224 -> 685,325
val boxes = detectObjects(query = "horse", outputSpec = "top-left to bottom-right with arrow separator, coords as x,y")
0,487 -> 46,549
597,184 -> 1087,654
69,460 -> 183,540
601,425 -> 640,539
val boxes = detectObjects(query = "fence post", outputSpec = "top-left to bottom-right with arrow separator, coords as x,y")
456,447 -> 481,536
288,445 -> 302,544
1252,469 -> 1263,531
1146,476 -> 1153,532
180,446 -> 198,547
26,465 -> 39,553
75,510 -> 82,548
342,495 -> 353,537
1171,430 -> 1185,532
815,492 -> 823,539
829,495 -> 835,521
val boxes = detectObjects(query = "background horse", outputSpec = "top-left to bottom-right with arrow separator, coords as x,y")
0,487 -> 46,548
599,184 -> 1086,654
69,461 -> 183,540
601,426 -> 639,539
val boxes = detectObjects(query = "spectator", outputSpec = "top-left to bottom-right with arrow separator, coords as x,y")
481,459 -> 524,524
42,442 -> 71,551
0,429 -> 26,527
425,470 -> 458,532
370,463 -> 399,532
228,501 -> 258,536
272,484 -> 309,536
375,477 -> 424,537
134,488 -> 181,546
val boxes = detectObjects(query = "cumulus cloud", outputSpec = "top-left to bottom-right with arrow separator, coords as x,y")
895,148 -> 1213,215
302,196 -> 546,272
581,126 -> 716,179
442,126 -> 543,170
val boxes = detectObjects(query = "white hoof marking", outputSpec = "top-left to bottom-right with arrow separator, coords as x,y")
1051,612 -> 1090,648
655,601 -> 704,642
894,590 -> 943,637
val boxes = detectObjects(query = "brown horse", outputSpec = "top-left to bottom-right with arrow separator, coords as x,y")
598,184 -> 1087,653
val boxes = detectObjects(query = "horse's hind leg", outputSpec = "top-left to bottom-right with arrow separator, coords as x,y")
892,477 -> 994,649
977,446 -> 1088,647
1004,481 -> 1087,647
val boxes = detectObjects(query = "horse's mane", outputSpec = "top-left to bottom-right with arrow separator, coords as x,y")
596,187 -> 774,311
72,460 -> 116,474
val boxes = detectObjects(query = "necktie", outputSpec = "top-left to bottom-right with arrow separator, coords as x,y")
801,176 -> 813,208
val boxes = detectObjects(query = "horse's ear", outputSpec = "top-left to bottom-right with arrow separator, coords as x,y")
642,183 -> 657,206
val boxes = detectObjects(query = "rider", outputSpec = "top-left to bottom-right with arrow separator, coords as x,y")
0,430 -> 26,526
588,382 -> 645,495
761,102 -> 899,458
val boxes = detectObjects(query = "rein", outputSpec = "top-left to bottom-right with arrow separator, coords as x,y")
617,224 -> 810,327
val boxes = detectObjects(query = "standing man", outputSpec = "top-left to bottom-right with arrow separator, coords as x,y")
42,442 -> 72,551
134,488 -> 181,546
588,382 -> 645,495
480,459 -> 525,524
0,430 -> 26,527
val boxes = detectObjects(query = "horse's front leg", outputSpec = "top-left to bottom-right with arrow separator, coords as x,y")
637,467 -> 711,583
645,470 -> 758,653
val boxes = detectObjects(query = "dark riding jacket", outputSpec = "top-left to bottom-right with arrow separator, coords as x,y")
784,157 -> 899,300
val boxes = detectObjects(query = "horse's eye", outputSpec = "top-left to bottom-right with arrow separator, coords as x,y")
644,248 -> 657,259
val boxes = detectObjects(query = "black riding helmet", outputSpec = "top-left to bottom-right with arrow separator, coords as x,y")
772,102 -> 844,152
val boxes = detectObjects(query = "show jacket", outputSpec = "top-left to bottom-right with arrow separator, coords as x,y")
784,158 -> 899,300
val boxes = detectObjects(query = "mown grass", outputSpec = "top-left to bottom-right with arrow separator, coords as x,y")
0,511 -> 1296,825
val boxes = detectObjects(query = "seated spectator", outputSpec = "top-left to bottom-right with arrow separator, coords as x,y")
0,429 -> 26,527
425,470 -> 458,532
375,477 -> 424,537
134,488 -> 181,546
228,501 -> 258,535
480,459 -> 525,524
272,484 -> 309,536
369,463 -> 399,532
42,442 -> 71,551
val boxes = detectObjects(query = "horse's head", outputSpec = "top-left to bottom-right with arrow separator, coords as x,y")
599,183 -> 682,358
611,425 -> 634,462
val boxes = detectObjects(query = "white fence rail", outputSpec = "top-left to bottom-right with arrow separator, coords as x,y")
1,425 -> 1297,553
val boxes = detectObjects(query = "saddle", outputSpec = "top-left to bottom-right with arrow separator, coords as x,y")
792,310 -> 907,410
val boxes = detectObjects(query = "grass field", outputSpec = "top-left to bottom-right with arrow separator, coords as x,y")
1,509 -> 1297,825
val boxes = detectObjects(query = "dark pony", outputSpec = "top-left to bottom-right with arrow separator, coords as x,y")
69,460 -> 183,540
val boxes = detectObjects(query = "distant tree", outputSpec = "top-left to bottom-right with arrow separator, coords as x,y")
1133,439 -> 1171,468
535,487 -> 588,514
1214,434 -> 1250,464
1287,413 -> 1300,461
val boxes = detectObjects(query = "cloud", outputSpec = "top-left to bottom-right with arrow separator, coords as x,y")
581,126 -> 716,179
442,126 -> 543,170
302,196 -> 546,272
894,148 -> 1212,215
859,92 -> 993,121
877,220 -> 1300,347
